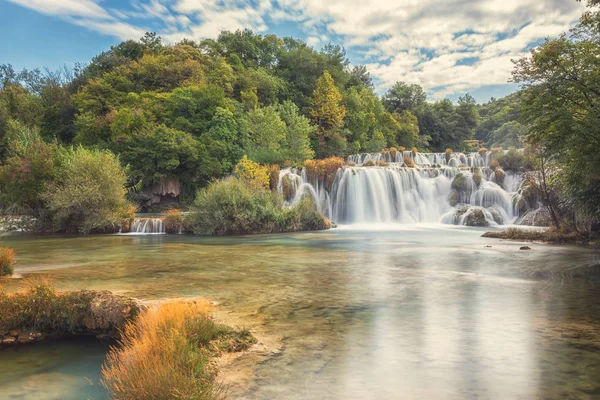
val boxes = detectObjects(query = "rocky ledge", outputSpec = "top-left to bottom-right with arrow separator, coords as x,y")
0,289 -> 141,346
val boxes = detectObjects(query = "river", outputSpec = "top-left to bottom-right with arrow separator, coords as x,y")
1,225 -> 599,399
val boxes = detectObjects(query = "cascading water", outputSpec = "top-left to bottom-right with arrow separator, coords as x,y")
129,218 -> 166,234
279,150 -> 531,227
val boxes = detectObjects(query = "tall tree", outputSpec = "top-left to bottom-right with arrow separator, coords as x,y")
383,82 -> 426,113
310,71 -> 347,156
513,0 -> 600,222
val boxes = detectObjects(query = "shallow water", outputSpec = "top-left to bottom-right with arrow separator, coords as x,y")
1,226 -> 600,399
0,338 -> 110,400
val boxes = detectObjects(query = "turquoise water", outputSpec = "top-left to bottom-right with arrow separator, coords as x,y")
1,226 -> 599,399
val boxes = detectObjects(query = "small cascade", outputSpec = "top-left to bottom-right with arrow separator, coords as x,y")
279,150 -> 536,227
129,218 -> 166,234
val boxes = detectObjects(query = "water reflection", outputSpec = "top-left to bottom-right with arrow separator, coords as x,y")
1,227 -> 599,399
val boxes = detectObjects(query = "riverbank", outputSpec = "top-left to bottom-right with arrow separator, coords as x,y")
482,227 -> 597,245
0,278 -> 265,399
0,278 -> 140,345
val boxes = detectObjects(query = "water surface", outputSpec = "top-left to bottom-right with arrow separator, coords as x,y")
1,226 -> 599,399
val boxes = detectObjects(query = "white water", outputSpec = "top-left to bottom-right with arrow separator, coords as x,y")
128,218 -> 166,234
279,151 -> 531,226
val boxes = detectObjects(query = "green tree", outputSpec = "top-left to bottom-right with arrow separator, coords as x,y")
513,1 -> 600,222
383,82 -> 426,113
310,71 -> 347,157
240,106 -> 287,164
42,147 -> 132,233
277,101 -> 315,163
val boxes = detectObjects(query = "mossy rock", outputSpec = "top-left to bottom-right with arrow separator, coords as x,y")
519,179 -> 540,208
492,168 -> 506,189
472,170 -> 482,188
451,173 -> 468,192
281,174 -> 294,201
448,189 -> 459,207
456,206 -> 489,227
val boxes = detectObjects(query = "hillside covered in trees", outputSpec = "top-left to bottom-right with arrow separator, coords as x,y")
0,30 -> 522,205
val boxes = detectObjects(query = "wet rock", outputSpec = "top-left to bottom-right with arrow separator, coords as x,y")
2,337 -> 16,344
17,334 -> 33,344
472,169 -> 483,188
520,246 -> 531,250
517,208 -> 552,227
456,206 -> 490,227
491,168 -> 506,189
448,189 -> 459,207
9,329 -> 22,337
488,207 -> 504,225
83,291 -> 141,337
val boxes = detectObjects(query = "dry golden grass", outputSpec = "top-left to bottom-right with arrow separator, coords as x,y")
0,247 -> 15,276
403,156 -> 416,168
101,300 -> 225,400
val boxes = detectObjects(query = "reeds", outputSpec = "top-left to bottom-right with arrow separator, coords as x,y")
0,247 -> 15,276
101,301 -> 222,400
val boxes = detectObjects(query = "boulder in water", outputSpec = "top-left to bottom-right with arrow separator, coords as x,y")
516,208 -> 552,227
488,207 -> 504,225
491,168 -> 506,189
456,206 -> 490,227
448,189 -> 459,207
451,173 -> 468,192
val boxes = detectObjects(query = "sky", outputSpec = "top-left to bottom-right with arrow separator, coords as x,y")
0,0 -> 587,102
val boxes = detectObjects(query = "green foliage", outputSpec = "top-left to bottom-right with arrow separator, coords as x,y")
383,82 -> 426,113
0,137 -> 59,213
187,177 -> 329,236
277,101 -> 315,163
311,71 -> 347,157
241,105 -> 287,164
513,2 -> 600,222
42,147 -> 132,233
494,147 -> 525,172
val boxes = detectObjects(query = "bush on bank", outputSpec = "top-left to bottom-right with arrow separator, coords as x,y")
101,301 -> 255,400
0,247 -> 15,277
0,277 -> 140,341
186,176 -> 330,236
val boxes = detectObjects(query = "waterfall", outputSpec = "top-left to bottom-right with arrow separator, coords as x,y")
279,150 -> 528,227
129,218 -> 166,234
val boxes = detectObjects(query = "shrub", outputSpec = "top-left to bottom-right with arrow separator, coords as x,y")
234,155 -> 269,189
389,147 -> 398,159
376,160 -> 389,167
0,247 -> 15,276
0,277 -> 138,335
490,159 -> 500,170
403,156 -> 416,168
398,146 -> 406,152
266,164 -> 281,190
101,301 -> 255,400
363,159 -> 375,167
187,177 -> 330,236
42,147 -> 133,233
161,209 -> 184,234
303,157 -> 344,190
479,147 -> 488,157
495,147 -> 524,172
445,148 -> 453,163
187,177 -> 279,236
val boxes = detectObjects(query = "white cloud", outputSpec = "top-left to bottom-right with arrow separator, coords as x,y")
8,0 -> 588,98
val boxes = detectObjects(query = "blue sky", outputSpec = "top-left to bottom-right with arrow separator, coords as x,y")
0,0 -> 586,102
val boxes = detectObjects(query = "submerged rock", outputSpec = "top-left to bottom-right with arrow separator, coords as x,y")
520,246 -> 531,250
455,206 -> 490,227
